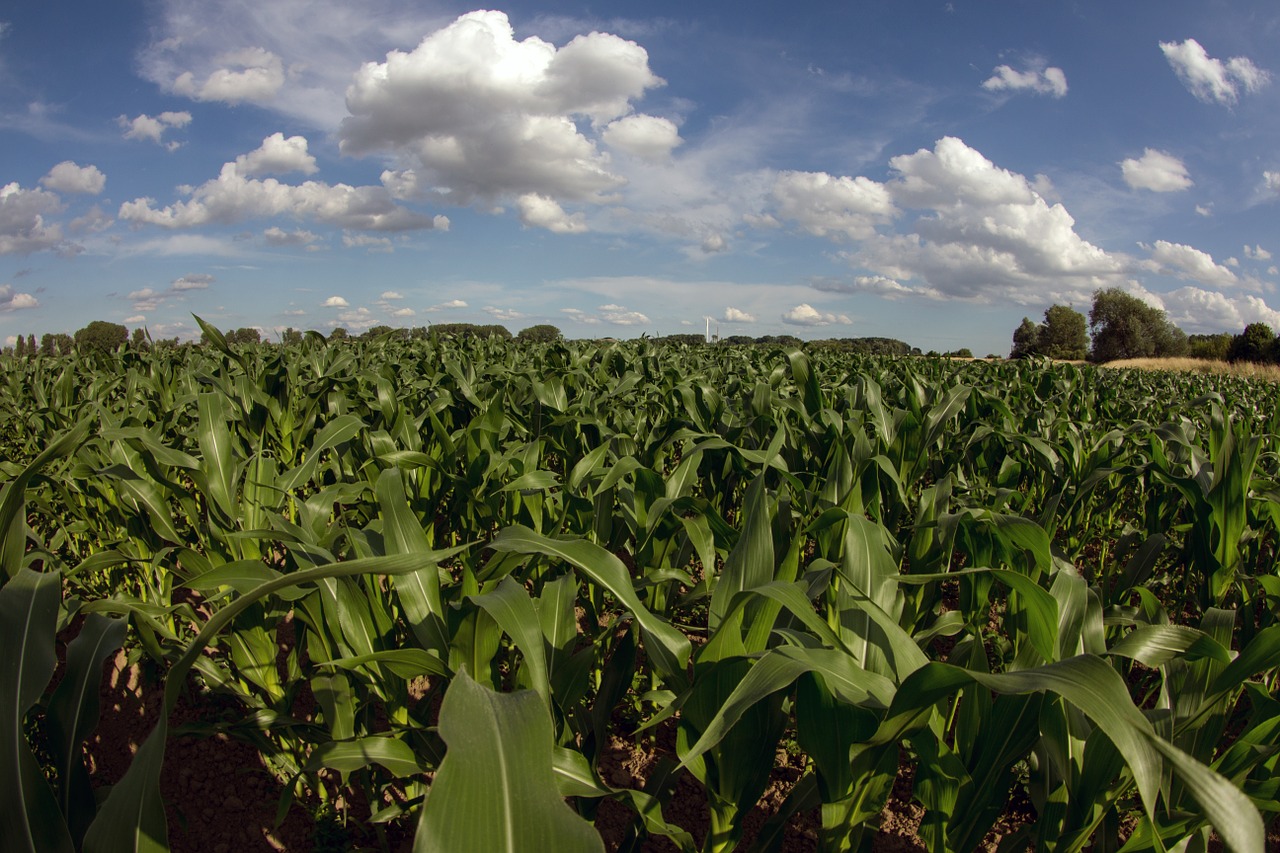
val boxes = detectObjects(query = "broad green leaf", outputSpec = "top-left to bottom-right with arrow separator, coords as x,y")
304,736 -> 428,778
46,614 -> 127,844
0,568 -> 74,853
487,526 -> 691,683
414,670 -> 604,853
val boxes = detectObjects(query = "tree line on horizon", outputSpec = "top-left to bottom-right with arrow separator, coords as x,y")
1009,287 -> 1280,365
7,287 -> 1277,365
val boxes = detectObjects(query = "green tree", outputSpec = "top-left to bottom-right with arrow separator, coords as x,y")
41,332 -> 73,356
281,327 -> 303,346
516,324 -> 562,343
131,326 -> 150,351
25,333 -> 35,354
328,327 -> 349,340
1087,288 -> 1187,362
14,335 -> 25,357
1010,317 -> 1041,359
74,320 -> 128,355
1188,333 -> 1232,361
1040,305 -> 1088,360
1226,323 -> 1275,364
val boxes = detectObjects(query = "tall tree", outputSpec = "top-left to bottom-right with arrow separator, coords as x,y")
516,324 -> 562,343
1009,317 -> 1041,359
1040,305 -> 1088,360
74,320 -> 129,355
1088,288 -> 1187,362
1226,323 -> 1275,364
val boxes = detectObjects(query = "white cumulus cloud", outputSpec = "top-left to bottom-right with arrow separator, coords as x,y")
770,170 -> 895,241
1121,149 -> 1193,192
599,303 -> 650,325
1243,244 -> 1272,261
234,133 -> 319,177
982,63 -> 1068,97
782,303 -> 851,326
722,307 -> 756,323
1143,240 -> 1238,288
517,194 -> 588,233
0,286 -> 40,311
171,273 -> 213,291
117,112 -> 191,149
173,46 -> 285,104
602,114 -> 683,162
119,158 -> 442,233
0,182 -> 65,255
338,10 -> 664,207
856,137 -> 1128,305
41,161 -> 106,195
322,295 -> 349,307
263,226 -> 321,247
1160,38 -> 1270,105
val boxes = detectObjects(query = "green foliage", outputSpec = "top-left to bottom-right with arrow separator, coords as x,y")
1088,288 -> 1188,362
1189,333 -> 1232,361
1011,305 -> 1088,360
1010,317 -> 1040,359
40,334 -> 73,357
72,321 -> 127,356
0,338 -> 1276,852
516,324 -> 562,343
1226,323 -> 1275,364
430,323 -> 512,339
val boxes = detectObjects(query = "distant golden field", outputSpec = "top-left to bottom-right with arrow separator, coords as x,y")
1100,356 -> 1280,382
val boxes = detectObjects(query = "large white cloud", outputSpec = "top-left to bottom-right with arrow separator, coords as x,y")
173,47 -> 285,104
1144,240 -> 1238,288
782,303 -> 852,326
770,171 -> 895,241
119,139 -> 446,233
602,114 -> 683,162
117,112 -> 191,149
982,63 -> 1067,98
339,10 -> 663,206
598,303 -> 650,325
1121,149 -> 1193,192
41,161 -> 106,195
516,194 -> 588,233
1160,39 -> 1270,106
722,307 -> 756,323
861,137 -> 1126,304
234,133 -> 319,177
1161,287 -> 1280,332
0,182 -> 65,254
0,285 -> 40,312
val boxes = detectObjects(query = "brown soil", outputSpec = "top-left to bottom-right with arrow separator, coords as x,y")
71,646 -> 1278,852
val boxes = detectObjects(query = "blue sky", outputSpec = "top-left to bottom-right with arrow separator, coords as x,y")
2,1 -> 1278,353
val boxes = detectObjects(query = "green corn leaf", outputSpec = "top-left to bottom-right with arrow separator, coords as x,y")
487,526 -> 691,683
471,577 -> 552,708
276,414 -> 366,493
0,568 -> 74,853
304,736 -> 428,779
0,418 -> 91,583
46,613 -> 127,844
319,648 -> 451,679
85,547 -> 469,853
414,670 -> 604,853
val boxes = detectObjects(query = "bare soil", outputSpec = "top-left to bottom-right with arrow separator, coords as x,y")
79,650 -> 1277,852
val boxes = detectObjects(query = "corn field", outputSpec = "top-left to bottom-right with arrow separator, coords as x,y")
2,323 -> 1279,852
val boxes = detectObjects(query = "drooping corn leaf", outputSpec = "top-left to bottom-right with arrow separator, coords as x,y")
414,670 -> 604,853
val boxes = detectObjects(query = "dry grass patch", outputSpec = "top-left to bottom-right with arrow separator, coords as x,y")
1100,357 -> 1280,382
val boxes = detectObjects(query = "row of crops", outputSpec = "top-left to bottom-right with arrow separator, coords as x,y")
2,324 -> 1279,852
